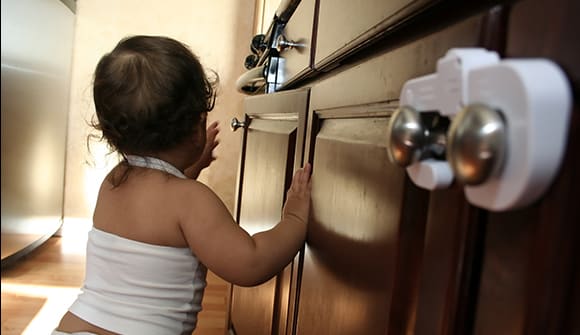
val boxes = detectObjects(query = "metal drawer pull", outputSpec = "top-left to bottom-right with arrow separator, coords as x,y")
230,117 -> 247,131
386,48 -> 571,211
276,35 -> 305,53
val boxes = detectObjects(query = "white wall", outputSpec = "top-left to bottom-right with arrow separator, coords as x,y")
64,0 -> 255,225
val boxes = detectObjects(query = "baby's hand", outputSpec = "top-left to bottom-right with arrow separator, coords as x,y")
199,121 -> 220,169
282,163 -> 312,225
185,121 -> 220,179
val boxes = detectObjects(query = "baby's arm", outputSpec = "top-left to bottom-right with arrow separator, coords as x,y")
179,164 -> 311,286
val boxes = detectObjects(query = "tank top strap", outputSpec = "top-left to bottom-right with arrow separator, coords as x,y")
125,155 -> 187,179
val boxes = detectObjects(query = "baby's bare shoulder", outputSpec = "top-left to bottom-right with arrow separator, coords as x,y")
168,178 -> 221,208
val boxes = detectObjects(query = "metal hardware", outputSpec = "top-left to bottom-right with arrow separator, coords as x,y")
250,34 -> 267,55
397,49 -> 500,190
389,47 -> 571,211
276,35 -> 303,53
235,65 -> 266,94
265,56 -> 285,93
447,104 -> 506,185
463,59 -> 571,211
230,117 -> 247,131
244,54 -> 259,70
386,106 -> 452,190
386,106 -> 425,167
423,113 -> 449,161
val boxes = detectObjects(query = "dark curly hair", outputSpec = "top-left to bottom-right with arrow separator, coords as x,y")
91,35 -> 217,159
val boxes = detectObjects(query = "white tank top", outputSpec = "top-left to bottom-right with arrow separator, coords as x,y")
69,156 -> 207,335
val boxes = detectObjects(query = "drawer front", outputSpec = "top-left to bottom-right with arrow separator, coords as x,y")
310,13 -> 483,110
278,0 -> 317,88
314,0 -> 436,70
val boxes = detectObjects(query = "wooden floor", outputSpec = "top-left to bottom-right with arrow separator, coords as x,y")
1,233 -> 46,260
1,225 -> 230,335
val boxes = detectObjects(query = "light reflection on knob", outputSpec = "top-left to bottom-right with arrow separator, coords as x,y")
447,104 -> 506,185
386,106 -> 426,167
230,117 -> 247,132
276,35 -> 304,53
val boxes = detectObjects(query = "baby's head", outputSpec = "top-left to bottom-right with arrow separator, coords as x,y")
92,35 -> 217,157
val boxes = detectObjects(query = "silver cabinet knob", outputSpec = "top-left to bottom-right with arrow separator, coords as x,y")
389,48 -> 571,210
386,106 -> 425,167
386,106 -> 449,167
230,117 -> 247,131
276,35 -> 304,53
447,104 -> 506,185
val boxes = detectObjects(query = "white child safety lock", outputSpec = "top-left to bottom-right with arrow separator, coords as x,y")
386,48 -> 572,211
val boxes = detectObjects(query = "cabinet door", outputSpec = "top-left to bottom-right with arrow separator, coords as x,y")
414,3 -> 580,335
229,89 -> 309,335
294,112 -> 428,335
469,0 -> 580,334
293,13 -> 490,335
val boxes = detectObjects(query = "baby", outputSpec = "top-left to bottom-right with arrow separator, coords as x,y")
54,35 -> 311,335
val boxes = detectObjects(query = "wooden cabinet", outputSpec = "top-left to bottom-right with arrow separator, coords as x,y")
229,89 -> 309,335
278,0 -> 317,87
229,0 -> 580,334
295,112 -> 428,335
468,1 -> 580,333
314,0 -> 435,70
293,13 -> 486,335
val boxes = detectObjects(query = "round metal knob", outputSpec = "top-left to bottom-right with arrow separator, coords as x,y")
447,104 -> 507,185
386,106 -> 426,167
230,117 -> 247,132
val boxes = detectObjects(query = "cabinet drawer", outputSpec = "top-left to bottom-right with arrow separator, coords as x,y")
310,13 -> 483,110
278,0 -> 317,88
314,0 -> 437,70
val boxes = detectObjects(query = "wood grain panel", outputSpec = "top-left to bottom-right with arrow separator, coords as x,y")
229,89 -> 310,335
293,15 -> 489,334
413,186 -> 484,335
231,119 -> 296,335
296,117 -> 407,335
314,0 -> 436,70
472,0 -> 580,334
309,14 -> 484,111
279,0 -> 317,88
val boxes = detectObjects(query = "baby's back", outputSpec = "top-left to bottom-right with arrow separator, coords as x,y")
93,165 -> 200,247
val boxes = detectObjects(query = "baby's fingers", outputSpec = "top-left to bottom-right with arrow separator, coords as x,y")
291,163 -> 311,193
207,120 -> 219,130
207,122 -> 219,136
301,163 -> 311,184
